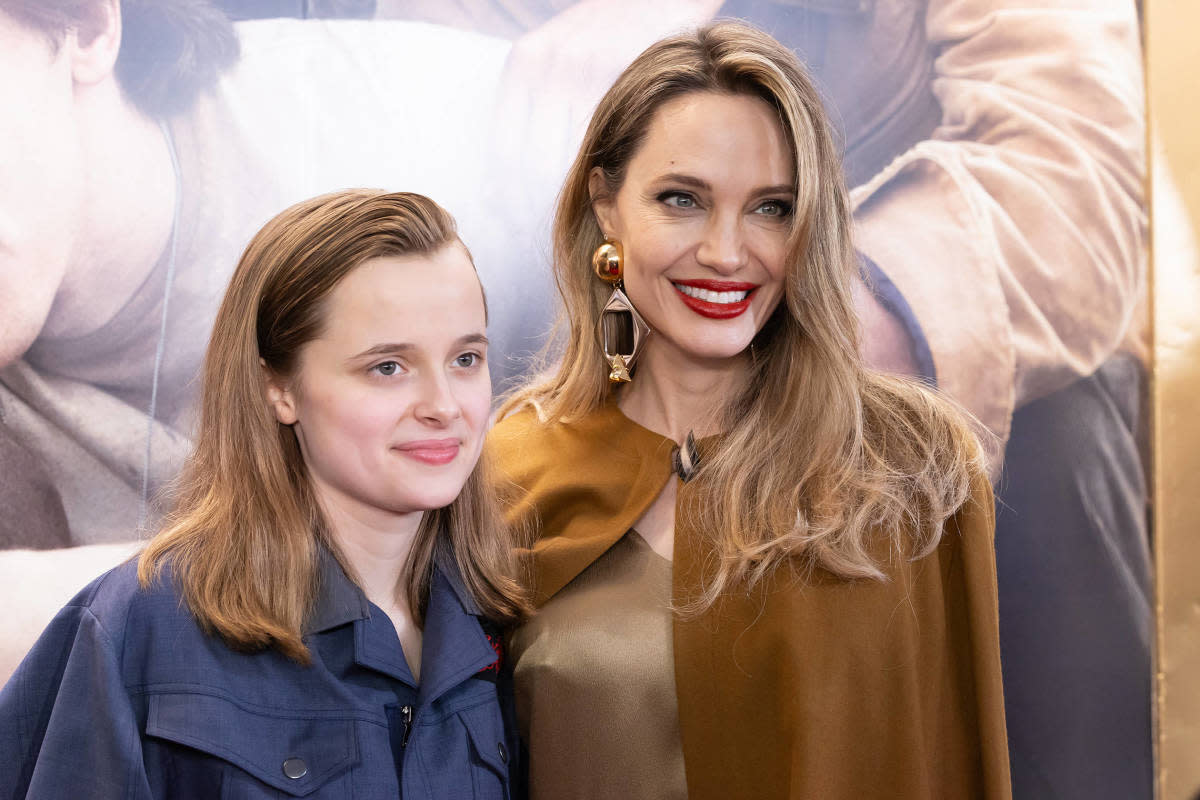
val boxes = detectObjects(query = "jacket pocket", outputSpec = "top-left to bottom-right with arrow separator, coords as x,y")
145,691 -> 359,798
460,702 -> 511,800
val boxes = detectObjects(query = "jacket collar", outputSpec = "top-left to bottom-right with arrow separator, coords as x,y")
305,544 -> 497,701
433,548 -> 483,617
417,561 -> 499,706
490,397 -> 680,605
347,549 -> 497,701
304,545 -> 481,632
305,546 -> 371,635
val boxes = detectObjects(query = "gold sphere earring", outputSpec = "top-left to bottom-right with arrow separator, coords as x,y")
592,239 -> 623,282
591,238 -> 649,383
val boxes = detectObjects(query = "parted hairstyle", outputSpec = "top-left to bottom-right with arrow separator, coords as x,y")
502,21 -> 987,608
140,189 -> 529,663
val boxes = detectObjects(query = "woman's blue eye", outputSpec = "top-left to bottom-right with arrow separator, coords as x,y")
756,199 -> 793,217
660,192 -> 696,209
373,361 -> 400,376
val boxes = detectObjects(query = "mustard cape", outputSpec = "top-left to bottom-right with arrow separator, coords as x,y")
489,401 -> 1012,800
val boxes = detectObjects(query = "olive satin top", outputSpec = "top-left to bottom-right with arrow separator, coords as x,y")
509,530 -> 687,800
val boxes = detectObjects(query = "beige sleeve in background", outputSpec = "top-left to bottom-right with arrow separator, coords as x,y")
0,542 -> 141,684
851,0 -> 1146,447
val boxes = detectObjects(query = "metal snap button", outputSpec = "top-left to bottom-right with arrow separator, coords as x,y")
282,757 -> 308,779
497,742 -> 508,764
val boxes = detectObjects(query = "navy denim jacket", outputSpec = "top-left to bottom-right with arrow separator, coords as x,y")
0,551 -> 520,799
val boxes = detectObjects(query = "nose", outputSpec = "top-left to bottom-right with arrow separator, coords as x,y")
414,369 -> 463,426
695,210 -> 748,275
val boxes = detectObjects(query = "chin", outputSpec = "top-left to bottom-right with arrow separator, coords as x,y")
662,321 -> 754,361
677,338 -> 755,364
396,485 -> 470,513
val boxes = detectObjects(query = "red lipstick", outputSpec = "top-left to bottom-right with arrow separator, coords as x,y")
396,438 -> 460,465
671,279 -> 758,320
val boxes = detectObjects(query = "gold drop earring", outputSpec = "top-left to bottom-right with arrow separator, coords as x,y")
592,238 -> 649,383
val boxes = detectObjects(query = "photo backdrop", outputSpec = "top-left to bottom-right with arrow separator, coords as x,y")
0,1 -> 1153,797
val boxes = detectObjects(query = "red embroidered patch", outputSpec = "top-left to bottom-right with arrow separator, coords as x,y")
477,633 -> 502,675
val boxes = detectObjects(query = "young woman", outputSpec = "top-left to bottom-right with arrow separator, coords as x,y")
0,189 -> 528,798
491,21 -> 1011,800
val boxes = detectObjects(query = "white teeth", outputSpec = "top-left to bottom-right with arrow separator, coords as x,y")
673,283 -> 750,304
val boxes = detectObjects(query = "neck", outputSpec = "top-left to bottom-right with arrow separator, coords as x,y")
320,490 -> 424,613
42,81 -> 176,341
617,335 -> 750,443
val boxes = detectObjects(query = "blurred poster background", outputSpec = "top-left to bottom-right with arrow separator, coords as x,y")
0,1 -> 1157,796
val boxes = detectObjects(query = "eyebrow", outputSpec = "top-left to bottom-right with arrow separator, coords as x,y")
349,333 -> 489,361
652,172 -> 795,198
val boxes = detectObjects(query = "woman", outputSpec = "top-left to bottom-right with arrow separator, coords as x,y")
491,21 -> 1011,800
0,190 -> 528,798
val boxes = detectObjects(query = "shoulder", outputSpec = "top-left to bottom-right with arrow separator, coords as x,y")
491,401 -> 673,467
488,405 -> 676,589
839,456 -> 994,591
488,406 -> 602,487
860,373 -> 993,533
940,465 -> 997,559
57,558 -> 153,638
2,558 -> 195,712
488,408 -> 584,530
49,557 -> 193,658
935,464 -> 995,546
487,410 -> 561,484
488,406 -> 550,471
896,464 -> 996,593
489,404 -> 675,500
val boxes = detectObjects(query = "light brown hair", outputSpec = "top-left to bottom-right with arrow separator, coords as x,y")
140,189 -> 528,662
502,21 -> 986,608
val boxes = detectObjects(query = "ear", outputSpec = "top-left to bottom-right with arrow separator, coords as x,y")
588,167 -> 619,240
68,0 -> 121,86
261,359 -> 299,426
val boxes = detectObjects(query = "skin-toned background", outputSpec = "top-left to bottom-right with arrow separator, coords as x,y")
1146,0 -> 1200,796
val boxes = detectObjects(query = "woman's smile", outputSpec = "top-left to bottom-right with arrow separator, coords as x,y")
394,437 -> 461,466
670,279 -> 758,319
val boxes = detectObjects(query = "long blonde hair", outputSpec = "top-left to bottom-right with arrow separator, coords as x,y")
502,22 -> 986,607
141,190 -> 529,662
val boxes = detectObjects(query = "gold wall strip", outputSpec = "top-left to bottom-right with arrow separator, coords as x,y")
1147,1 -> 1200,797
